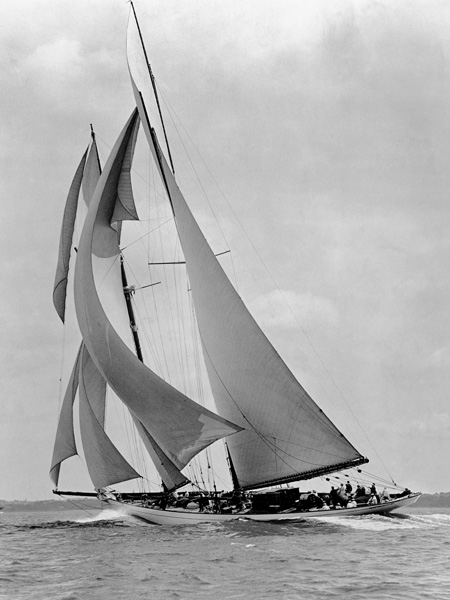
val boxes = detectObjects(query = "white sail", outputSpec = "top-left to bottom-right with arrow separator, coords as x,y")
51,136 -> 112,488
78,345 -> 140,489
74,108 -> 242,489
53,149 -> 87,323
128,30 -> 366,489
49,344 -> 82,487
82,137 -> 101,209
130,417 -> 190,491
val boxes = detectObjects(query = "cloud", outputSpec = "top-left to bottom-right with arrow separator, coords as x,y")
407,413 -> 450,437
250,289 -> 339,330
1,0 -> 450,498
24,38 -> 83,80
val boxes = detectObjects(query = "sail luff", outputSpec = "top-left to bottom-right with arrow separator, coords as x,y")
53,149 -> 88,323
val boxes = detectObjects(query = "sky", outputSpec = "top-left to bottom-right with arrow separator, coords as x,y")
1,0 -> 450,500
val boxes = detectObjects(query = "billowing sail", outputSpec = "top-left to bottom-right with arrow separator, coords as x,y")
78,345 -> 140,488
129,53 -> 367,489
53,150 -> 87,322
131,417 -> 190,491
51,135 -> 112,489
74,108 -> 242,489
82,137 -> 102,209
49,344 -> 83,486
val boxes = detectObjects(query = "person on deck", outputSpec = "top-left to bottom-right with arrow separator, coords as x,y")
370,483 -> 380,503
329,486 -> 338,509
336,484 -> 348,507
381,487 -> 390,502
307,491 -> 324,510
346,495 -> 357,508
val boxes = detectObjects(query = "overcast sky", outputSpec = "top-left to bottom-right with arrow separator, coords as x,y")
1,0 -> 449,500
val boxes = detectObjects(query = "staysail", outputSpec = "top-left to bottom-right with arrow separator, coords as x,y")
74,108 -> 242,490
128,17 -> 367,490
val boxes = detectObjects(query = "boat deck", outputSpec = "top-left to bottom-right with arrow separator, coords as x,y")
106,493 -> 421,526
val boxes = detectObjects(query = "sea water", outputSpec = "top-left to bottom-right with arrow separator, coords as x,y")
1,506 -> 449,600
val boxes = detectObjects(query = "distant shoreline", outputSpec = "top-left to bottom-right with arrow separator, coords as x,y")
1,492 -> 450,512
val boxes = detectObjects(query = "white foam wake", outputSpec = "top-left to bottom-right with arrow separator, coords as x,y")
316,511 -> 450,531
75,508 -> 124,523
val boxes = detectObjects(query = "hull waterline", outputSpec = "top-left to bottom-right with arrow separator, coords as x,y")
106,493 -> 421,526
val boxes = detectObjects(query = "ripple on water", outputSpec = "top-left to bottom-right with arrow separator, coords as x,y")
0,508 -> 449,600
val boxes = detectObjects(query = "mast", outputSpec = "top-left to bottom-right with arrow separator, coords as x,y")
225,442 -> 241,491
89,124 -> 102,174
129,1 -> 175,174
120,255 -> 144,363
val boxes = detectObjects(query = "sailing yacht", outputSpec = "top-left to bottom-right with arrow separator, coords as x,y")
50,4 -> 420,525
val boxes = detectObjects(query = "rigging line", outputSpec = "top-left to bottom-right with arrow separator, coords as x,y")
120,217 -> 174,251
136,143 -> 170,377
356,469 -> 401,488
59,495 -> 100,517
157,88 -> 239,286
273,295 -> 394,481
156,221 -> 185,387
165,235 -> 189,392
148,153 -> 179,382
172,237 -> 193,395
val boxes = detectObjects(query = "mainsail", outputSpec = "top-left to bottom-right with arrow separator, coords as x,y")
127,11 -> 367,490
